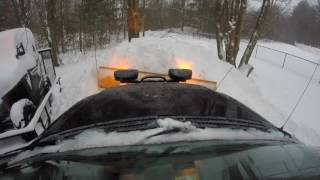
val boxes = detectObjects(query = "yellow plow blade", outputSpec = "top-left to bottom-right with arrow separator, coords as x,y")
98,66 -> 217,90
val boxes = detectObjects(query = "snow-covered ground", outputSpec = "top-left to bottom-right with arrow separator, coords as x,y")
51,30 -> 320,147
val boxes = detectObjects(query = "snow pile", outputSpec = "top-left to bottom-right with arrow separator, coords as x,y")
157,118 -> 197,132
256,41 -> 319,64
51,50 -> 110,120
295,43 -> 320,58
101,31 -> 232,81
238,43 -> 320,145
10,118 -> 288,164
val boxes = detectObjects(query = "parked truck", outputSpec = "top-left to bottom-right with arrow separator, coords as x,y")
0,28 -> 57,145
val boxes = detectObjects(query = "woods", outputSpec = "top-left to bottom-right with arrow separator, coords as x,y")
1,0 -> 319,67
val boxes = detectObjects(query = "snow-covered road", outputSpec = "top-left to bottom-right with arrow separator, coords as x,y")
52,30 -> 320,146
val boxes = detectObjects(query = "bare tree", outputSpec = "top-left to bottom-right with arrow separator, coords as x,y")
215,0 -> 247,66
34,0 -> 59,66
128,0 -> 143,42
122,0 -> 127,39
10,0 -> 31,27
11,0 -> 22,27
142,0 -> 146,36
317,0 -> 320,21
79,0 -> 84,52
59,0 -> 65,53
215,0 -> 224,60
47,0 -> 60,66
180,0 -> 186,32
239,0 -> 271,67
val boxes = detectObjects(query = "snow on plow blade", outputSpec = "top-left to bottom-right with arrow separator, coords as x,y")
98,66 -> 217,90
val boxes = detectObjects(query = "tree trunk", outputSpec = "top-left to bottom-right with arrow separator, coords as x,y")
34,0 -> 50,43
232,0 -> 247,65
79,0 -> 84,52
11,0 -> 22,27
159,1 -> 163,29
127,0 -> 140,42
122,0 -> 127,40
142,0 -> 146,37
18,0 -> 30,27
215,0 -> 247,66
181,0 -> 186,32
215,0 -> 225,60
79,18 -> 83,52
60,0 -> 66,53
239,0 -> 271,67
47,0 -> 59,66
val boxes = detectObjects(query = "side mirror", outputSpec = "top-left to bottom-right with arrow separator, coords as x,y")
168,69 -> 192,82
114,69 -> 139,83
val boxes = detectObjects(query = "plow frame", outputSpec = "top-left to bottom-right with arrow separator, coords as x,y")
98,66 -> 217,91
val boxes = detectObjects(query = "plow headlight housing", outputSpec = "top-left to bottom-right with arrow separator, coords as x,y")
169,69 -> 192,82
114,69 -> 139,83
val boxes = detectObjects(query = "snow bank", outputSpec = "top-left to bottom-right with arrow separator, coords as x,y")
295,43 -> 320,58
257,41 -> 319,64
157,118 -> 196,131
236,42 -> 320,146
100,32 -> 232,81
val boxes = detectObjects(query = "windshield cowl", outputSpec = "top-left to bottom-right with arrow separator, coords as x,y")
5,118 -> 296,167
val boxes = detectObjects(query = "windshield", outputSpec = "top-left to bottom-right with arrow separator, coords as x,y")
1,0 -> 320,175
2,140 -> 320,180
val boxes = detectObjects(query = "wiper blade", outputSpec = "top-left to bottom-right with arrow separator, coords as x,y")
147,127 -> 186,138
145,125 -> 195,140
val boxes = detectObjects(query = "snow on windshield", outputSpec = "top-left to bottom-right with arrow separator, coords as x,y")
9,118 -> 287,164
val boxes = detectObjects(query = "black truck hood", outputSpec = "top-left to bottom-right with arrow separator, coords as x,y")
42,82 -> 277,137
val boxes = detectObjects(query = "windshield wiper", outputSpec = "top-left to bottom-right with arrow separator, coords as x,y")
35,115 -> 284,145
0,115 -> 288,160
141,125 -> 196,142
147,127 -> 187,138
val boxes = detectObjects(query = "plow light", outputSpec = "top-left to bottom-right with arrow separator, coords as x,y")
114,69 -> 139,83
169,69 -> 192,82
98,66 -> 216,90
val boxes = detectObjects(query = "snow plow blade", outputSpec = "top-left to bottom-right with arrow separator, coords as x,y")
98,66 -> 217,90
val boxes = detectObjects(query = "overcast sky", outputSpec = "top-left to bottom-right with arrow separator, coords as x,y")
248,0 -> 318,13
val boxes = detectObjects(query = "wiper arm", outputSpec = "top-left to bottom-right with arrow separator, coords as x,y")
138,120 -> 198,143
146,126 -> 194,139
147,127 -> 184,138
